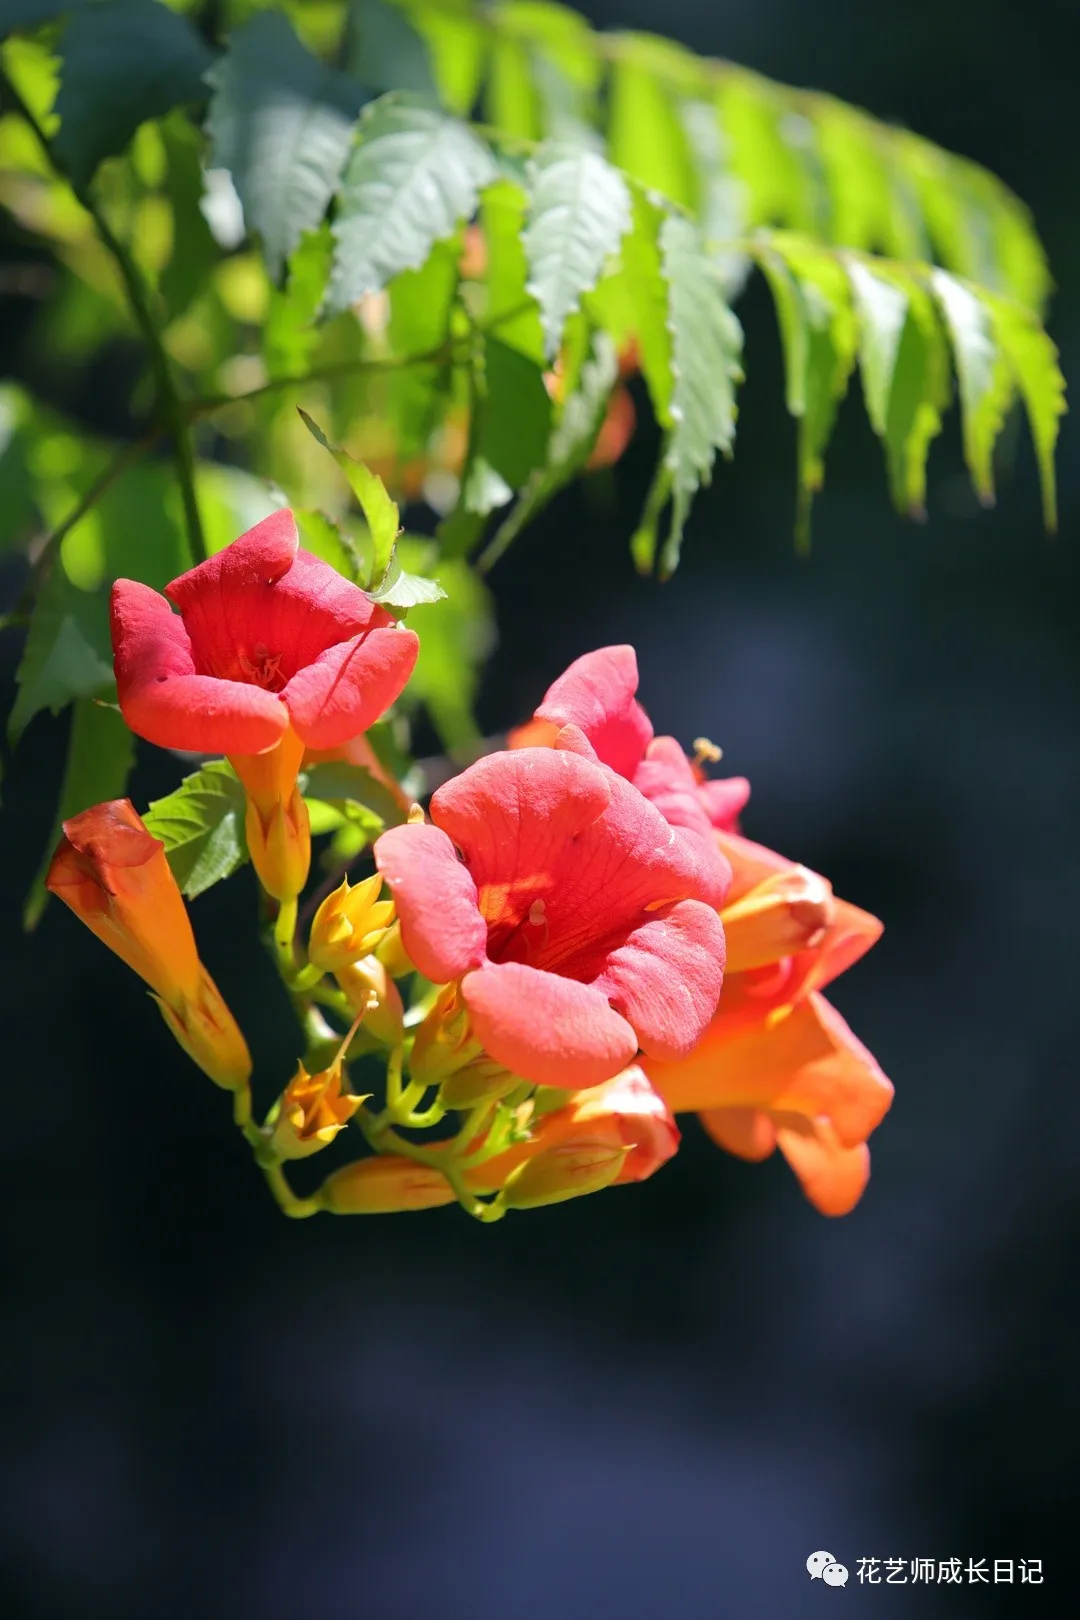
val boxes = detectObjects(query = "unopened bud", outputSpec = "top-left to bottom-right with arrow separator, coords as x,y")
321,1154 -> 455,1213
501,1141 -> 628,1209
335,954 -> 404,1046
243,786 -> 311,903
154,967 -> 252,1092
309,873 -> 394,973
437,1058 -> 519,1110
374,918 -> 415,977
722,865 -> 833,973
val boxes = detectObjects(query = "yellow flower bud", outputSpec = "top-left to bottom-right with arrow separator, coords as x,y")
409,987 -> 515,1106
231,727 -> 311,902
501,1141 -> 628,1209
373,918 -> 415,977
335,954 -> 404,1046
321,1154 -> 456,1213
309,873 -> 394,973
267,1009 -> 369,1160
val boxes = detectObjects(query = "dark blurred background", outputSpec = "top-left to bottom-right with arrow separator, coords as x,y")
3,1 -> 1078,1615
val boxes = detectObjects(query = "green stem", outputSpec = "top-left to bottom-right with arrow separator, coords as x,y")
261,1160 -> 322,1219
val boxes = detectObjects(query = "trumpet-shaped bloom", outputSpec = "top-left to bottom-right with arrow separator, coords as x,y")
644,831 -> 892,1215
110,509 -> 418,899
45,799 -> 251,1090
509,644 -> 750,851
375,743 -> 728,1089
268,1052 -> 362,1161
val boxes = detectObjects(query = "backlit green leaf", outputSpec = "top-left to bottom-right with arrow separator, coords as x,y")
143,759 -> 249,899
522,141 -> 631,359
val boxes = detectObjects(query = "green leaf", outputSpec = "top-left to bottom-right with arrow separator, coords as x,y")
480,178 -> 545,364
262,225 -> 334,378
298,409 -> 400,582
478,327 -> 619,573
348,0 -> 437,97
656,212 -> 743,574
930,269 -> 1014,506
522,141 -> 631,360
607,43 -> 698,209
369,551 -> 447,608
8,579 -> 113,742
717,71 -> 821,234
760,234 -> 858,547
589,187 -> 672,422
327,92 -> 497,313
24,697 -> 134,930
1,2 -> 84,40
484,29 -> 540,139
988,294 -> 1066,531
398,539 -> 494,750
847,259 -> 949,517
407,0 -> 486,115
302,759 -> 404,828
206,9 -> 363,277
142,759 -> 249,899
159,113 -> 219,323
294,507 -> 365,582
0,384 -> 36,552
385,237 -> 459,459
53,0 -> 213,191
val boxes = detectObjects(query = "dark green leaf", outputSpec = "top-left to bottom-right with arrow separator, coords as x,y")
142,759 -> 249,899
24,697 -> 134,930
522,141 -> 631,359
327,92 -> 496,312
348,0 -> 437,97
53,0 -> 213,191
1,1 -> 84,39
8,572 -> 113,742
159,113 -> 218,323
206,9 -> 363,277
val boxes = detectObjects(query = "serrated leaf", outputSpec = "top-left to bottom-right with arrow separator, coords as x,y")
206,9 -> 363,277
24,697 -> 134,929
717,71 -> 821,234
298,410 -> 400,581
988,295 -> 1066,531
327,92 -> 496,312
847,258 -> 949,517
589,187 -> 672,423
521,141 -> 630,360
143,759 -> 249,899
53,0 -> 213,192
930,269 -> 1014,506
369,552 -> 447,609
656,212 -> 743,575
760,234 -> 858,548
8,589 -> 113,742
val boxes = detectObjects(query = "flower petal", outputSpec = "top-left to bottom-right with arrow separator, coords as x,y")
631,735 -> 716,843
645,990 -> 893,1148
699,1106 -> 777,1162
721,864 -> 834,972
283,622 -> 419,748
534,645 -> 653,778
461,961 -> 638,1089
591,899 -> 726,1061
791,899 -> 884,997
374,823 -> 488,983
166,510 -> 389,685
773,1114 -> 872,1216
697,775 -> 750,833
110,579 -> 287,754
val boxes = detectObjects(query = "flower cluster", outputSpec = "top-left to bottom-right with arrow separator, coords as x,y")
48,509 -> 891,1223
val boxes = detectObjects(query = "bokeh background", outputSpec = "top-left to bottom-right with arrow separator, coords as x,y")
2,1 -> 1078,1615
